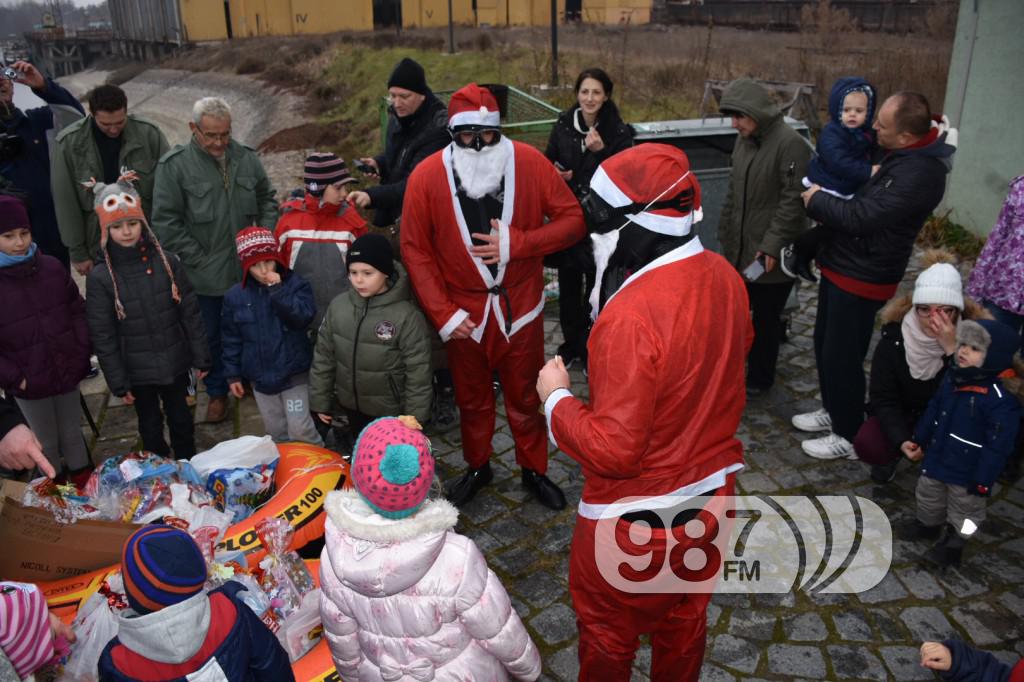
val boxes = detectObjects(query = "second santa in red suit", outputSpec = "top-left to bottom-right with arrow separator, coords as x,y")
538,144 -> 752,680
402,83 -> 585,510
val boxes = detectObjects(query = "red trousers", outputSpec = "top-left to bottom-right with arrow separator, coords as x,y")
570,475 -> 736,681
445,315 -> 548,474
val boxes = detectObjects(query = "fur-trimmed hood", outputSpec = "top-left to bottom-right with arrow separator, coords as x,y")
321,489 -> 458,597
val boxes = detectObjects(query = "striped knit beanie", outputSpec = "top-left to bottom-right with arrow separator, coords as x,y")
0,581 -> 55,679
304,152 -> 355,197
121,525 -> 207,615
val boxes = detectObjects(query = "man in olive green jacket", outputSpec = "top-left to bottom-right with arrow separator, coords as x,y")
52,84 -> 169,275
718,78 -> 811,395
151,96 -> 278,423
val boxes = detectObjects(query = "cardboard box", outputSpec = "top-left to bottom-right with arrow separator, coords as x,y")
0,480 -> 139,582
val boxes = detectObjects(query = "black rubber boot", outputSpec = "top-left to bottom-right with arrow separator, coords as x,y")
922,525 -> 967,569
444,463 -> 494,507
896,518 -> 943,542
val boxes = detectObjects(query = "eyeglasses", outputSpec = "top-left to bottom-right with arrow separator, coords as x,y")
195,127 -> 231,142
915,305 -> 958,317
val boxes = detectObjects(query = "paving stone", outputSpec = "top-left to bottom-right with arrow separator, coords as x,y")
706,602 -> 722,630
868,609 -> 907,642
938,565 -> 990,598
857,572 -> 909,604
490,546 -> 537,577
783,612 -> 828,641
491,430 -> 515,454
529,604 -> 577,646
766,644 -> 826,678
547,644 -> 579,682
515,571 -> 564,609
827,645 -> 888,680
709,634 -> 761,674
485,516 -> 532,545
832,610 -> 872,642
727,611 -> 777,641
900,606 -> 956,642
736,471 -> 778,494
539,523 -> 574,553
951,603 -> 1017,647
632,644 -> 651,679
896,566 -> 946,599
698,662 -> 737,681
459,493 -> 511,525
989,500 -> 1024,528
879,646 -> 936,680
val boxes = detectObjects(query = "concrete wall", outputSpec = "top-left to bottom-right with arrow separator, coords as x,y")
292,0 -> 373,33
581,0 -> 651,24
940,0 -> 1024,237
402,0 -> 474,28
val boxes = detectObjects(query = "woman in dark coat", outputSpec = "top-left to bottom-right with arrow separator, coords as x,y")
544,68 -> 633,369
856,254 -> 990,483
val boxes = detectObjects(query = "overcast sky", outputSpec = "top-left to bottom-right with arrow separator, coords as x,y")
0,0 -> 105,5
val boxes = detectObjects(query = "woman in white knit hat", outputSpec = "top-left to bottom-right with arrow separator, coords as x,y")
854,251 -> 991,483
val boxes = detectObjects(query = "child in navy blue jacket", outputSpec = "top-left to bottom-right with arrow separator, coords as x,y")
221,227 -> 322,446
899,319 -> 1021,567
805,77 -> 877,198
920,640 -> 1024,681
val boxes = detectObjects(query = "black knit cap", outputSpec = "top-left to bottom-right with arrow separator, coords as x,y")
387,57 -> 428,95
347,233 -> 395,278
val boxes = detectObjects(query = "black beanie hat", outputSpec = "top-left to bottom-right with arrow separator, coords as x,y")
387,58 -> 428,95
347,233 -> 395,278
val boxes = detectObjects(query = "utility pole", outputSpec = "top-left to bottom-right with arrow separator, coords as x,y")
550,0 -> 558,86
448,0 -> 455,54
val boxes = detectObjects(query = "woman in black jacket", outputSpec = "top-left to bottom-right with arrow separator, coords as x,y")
544,68 -> 633,368
856,255 -> 990,483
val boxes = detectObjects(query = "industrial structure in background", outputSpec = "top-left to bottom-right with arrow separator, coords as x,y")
22,1 -> 113,77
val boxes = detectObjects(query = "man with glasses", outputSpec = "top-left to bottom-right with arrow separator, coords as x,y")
346,57 -> 449,232
52,84 -> 169,276
794,92 -> 958,460
151,97 -> 278,423
401,83 -> 584,510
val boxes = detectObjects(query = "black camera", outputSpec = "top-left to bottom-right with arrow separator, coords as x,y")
355,162 -> 376,174
0,133 -> 24,163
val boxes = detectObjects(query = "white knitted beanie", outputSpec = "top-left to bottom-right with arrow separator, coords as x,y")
912,263 -> 964,310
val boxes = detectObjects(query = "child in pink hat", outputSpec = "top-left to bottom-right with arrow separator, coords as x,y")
319,416 -> 541,681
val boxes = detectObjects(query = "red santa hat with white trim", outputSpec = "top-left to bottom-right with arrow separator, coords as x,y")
588,144 -> 704,319
447,83 -> 501,131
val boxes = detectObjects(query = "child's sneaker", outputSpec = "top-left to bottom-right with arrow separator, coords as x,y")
801,433 -> 856,460
792,408 -> 832,433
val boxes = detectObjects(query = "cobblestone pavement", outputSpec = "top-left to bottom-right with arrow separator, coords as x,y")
78,261 -> 1023,681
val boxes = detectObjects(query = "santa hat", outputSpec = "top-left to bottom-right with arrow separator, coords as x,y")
236,226 -> 286,285
447,83 -> 501,130
89,169 -> 180,320
587,144 -> 703,319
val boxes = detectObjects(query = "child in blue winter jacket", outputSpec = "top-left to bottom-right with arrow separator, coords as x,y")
805,77 -> 878,198
899,318 -> 1021,568
221,227 -> 322,446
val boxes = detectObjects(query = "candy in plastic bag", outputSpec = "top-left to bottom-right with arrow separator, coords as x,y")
206,459 -> 278,523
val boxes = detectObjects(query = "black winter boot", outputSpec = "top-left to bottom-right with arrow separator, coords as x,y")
445,463 -> 493,507
922,525 -> 967,569
895,517 -> 943,542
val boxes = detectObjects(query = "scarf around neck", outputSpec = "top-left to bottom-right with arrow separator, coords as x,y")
901,311 -> 946,380
0,242 -> 36,268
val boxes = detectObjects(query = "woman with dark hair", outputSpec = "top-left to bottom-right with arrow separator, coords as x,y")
545,68 -> 633,369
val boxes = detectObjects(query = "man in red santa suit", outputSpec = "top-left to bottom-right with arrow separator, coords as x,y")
402,83 -> 585,510
538,144 -> 752,680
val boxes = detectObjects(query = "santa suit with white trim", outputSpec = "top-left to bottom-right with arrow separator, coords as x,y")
540,145 -> 752,680
402,84 -> 585,476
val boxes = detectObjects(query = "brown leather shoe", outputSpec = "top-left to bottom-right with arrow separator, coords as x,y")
205,395 -> 228,423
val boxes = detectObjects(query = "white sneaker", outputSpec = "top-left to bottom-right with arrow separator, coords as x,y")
791,408 -> 832,433
802,433 -> 856,460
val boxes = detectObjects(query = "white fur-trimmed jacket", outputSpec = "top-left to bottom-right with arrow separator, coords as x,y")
318,490 -> 541,681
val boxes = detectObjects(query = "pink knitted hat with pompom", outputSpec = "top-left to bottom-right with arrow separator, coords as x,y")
352,416 -> 435,519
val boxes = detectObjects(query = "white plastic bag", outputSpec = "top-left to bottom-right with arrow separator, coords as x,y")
59,592 -> 119,682
189,435 -> 280,480
277,589 -> 323,662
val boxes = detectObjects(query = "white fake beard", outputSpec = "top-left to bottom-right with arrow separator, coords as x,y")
452,140 -> 510,199
588,228 -> 622,321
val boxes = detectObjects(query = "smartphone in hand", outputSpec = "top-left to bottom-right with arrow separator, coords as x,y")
743,256 -> 766,282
